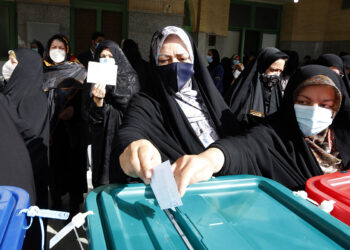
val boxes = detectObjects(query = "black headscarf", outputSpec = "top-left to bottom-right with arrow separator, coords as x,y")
31,40 -> 45,58
207,49 -> 220,72
0,48 -> 49,153
115,26 -> 240,183
317,53 -> 350,98
212,65 -> 350,190
221,57 -> 234,95
0,48 -> 49,207
0,101 -> 36,205
342,55 -> 350,69
43,34 -> 86,91
94,40 -> 140,110
225,47 -> 288,124
87,40 -> 140,186
122,39 -> 152,91
282,50 -> 299,76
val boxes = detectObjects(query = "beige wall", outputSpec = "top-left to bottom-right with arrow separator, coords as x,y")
280,0 -> 350,42
327,0 -> 350,41
189,0 -> 230,36
128,0 -> 184,14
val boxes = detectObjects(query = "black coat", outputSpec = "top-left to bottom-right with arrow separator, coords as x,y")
0,101 -> 36,204
0,48 -> 49,208
78,49 -> 94,69
87,40 -> 140,187
212,65 -> 350,190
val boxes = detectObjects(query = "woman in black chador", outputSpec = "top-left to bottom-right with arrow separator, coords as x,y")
116,26 -> 240,186
225,47 -> 288,125
43,34 -> 87,214
87,40 -> 140,187
0,48 -> 49,249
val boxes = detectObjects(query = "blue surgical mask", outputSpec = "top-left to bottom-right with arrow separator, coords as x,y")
233,59 -> 239,65
32,48 -> 39,53
294,104 -> 333,137
95,42 -> 100,49
157,62 -> 194,92
99,57 -> 115,65
207,55 -> 213,64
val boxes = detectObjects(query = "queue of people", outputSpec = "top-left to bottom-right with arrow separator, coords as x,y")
1,26 -> 349,248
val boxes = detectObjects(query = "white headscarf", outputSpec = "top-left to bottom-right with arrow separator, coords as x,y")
151,26 -> 194,66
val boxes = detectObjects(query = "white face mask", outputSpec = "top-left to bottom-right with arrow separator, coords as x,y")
99,57 -> 115,65
50,49 -> 66,63
2,60 -> 17,81
294,104 -> 333,137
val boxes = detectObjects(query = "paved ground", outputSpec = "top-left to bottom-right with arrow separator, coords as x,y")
46,168 -> 93,250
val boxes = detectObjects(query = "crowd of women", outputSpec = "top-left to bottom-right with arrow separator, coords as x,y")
1,26 -> 350,248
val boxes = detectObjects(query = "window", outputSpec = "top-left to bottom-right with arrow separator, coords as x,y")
70,0 -> 127,55
255,7 -> 280,30
228,1 -> 282,62
342,0 -> 350,9
229,3 -> 251,27
0,2 -> 16,59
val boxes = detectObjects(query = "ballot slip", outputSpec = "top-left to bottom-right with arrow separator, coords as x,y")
87,61 -> 118,86
150,160 -> 183,211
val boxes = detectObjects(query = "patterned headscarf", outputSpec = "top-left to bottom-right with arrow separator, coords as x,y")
151,26 -> 194,66
294,74 -> 343,173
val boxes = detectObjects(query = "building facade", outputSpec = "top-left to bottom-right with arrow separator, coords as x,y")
1,0 -> 350,66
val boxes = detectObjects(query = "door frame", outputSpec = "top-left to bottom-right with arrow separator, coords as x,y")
0,1 -> 17,60
70,0 -> 128,53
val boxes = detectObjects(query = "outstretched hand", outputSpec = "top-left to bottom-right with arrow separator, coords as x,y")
119,139 -> 162,184
172,148 -> 225,197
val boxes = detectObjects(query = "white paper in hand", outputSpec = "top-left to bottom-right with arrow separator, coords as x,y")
150,161 -> 183,211
87,61 -> 118,86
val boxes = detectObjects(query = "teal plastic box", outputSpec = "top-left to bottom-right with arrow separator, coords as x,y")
85,175 -> 350,249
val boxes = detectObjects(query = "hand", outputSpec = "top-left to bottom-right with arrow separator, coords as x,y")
91,83 -> 106,107
172,148 -> 225,197
119,139 -> 162,184
59,106 -> 74,120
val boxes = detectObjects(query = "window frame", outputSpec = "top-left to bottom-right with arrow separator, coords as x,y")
0,1 -> 17,61
70,0 -> 128,54
183,0 -> 192,33
229,0 -> 282,59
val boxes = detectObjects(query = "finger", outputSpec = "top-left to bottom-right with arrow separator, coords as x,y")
177,166 -> 193,197
120,146 -> 141,179
171,161 -> 177,173
138,146 -> 155,182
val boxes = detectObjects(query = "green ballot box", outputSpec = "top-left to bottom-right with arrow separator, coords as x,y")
85,175 -> 350,250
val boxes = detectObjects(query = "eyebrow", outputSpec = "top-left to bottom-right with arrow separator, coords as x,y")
297,95 -> 334,102
158,53 -> 189,57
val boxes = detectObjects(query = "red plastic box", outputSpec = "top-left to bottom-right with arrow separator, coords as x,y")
306,170 -> 350,226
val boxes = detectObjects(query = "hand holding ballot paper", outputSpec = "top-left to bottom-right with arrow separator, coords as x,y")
120,139 -> 224,198
87,61 -> 118,107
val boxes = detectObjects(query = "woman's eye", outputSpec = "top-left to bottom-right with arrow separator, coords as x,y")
320,104 -> 332,109
158,59 -> 168,64
296,100 -> 308,105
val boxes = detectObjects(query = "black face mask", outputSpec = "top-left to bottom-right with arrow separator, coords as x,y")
157,62 -> 195,92
260,73 -> 280,89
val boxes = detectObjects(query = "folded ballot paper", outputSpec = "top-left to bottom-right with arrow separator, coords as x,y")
87,61 -> 118,86
150,161 -> 183,211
